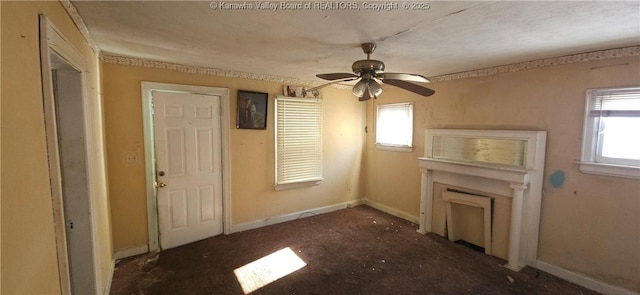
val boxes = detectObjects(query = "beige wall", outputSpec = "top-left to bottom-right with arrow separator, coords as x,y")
364,56 -> 640,291
1,1 -> 112,294
101,63 -> 365,251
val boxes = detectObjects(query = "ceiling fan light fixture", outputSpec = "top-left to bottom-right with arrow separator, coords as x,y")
368,80 -> 382,97
359,89 -> 372,101
352,79 -> 366,97
356,80 -> 381,101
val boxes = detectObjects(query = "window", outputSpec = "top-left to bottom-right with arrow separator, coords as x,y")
376,102 -> 413,152
274,97 -> 323,190
579,86 -> 640,179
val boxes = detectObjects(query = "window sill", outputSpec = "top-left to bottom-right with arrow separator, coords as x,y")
577,161 -> 640,179
376,144 -> 413,152
274,179 -> 323,191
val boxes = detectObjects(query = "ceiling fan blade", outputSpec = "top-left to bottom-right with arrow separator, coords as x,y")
383,79 -> 435,97
317,73 -> 359,81
305,77 -> 359,96
380,73 -> 430,83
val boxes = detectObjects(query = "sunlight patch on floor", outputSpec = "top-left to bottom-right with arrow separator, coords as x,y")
233,247 -> 307,294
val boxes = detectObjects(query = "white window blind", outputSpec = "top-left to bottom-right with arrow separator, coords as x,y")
275,97 -> 323,186
376,102 -> 413,150
587,87 -> 640,118
580,86 -> 640,178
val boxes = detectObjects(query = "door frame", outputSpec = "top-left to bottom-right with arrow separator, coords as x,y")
141,82 -> 232,251
39,15 -> 99,294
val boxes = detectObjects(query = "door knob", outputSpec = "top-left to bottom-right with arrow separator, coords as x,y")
158,182 -> 167,188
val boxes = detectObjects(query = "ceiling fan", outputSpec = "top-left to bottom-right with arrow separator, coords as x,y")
309,43 -> 435,101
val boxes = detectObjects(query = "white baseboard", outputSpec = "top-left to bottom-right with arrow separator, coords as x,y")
113,245 -> 149,260
534,260 -> 638,295
230,199 -> 364,233
362,198 -> 420,224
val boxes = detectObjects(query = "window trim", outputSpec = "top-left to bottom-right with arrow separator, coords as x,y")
578,86 -> 640,179
375,102 -> 414,152
274,96 -> 324,190
375,144 -> 414,152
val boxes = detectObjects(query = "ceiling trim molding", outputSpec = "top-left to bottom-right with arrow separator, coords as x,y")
59,0 -> 100,53
430,46 -> 640,82
101,45 -> 639,86
100,55 -> 321,87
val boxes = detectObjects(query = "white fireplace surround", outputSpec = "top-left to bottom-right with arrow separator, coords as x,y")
418,129 -> 547,271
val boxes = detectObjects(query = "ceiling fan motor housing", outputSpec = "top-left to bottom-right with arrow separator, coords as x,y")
352,60 -> 385,75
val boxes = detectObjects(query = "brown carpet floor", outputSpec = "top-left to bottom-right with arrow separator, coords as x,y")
110,205 -> 599,295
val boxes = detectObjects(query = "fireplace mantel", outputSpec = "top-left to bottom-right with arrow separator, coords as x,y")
418,129 -> 546,271
418,158 -> 532,184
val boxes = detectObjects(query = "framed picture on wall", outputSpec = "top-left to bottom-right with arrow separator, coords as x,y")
237,90 -> 268,130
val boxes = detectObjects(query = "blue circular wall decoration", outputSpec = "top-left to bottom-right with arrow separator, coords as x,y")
549,170 -> 565,188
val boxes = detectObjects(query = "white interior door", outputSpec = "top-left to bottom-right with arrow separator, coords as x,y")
152,91 -> 223,249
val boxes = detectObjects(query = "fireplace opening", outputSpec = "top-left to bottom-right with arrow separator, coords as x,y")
454,240 -> 485,253
445,187 -> 493,253
443,189 -> 494,255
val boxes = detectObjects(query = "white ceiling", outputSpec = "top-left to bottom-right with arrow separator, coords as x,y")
72,1 -> 640,83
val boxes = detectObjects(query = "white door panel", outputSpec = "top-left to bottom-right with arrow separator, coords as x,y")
153,91 -> 223,249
